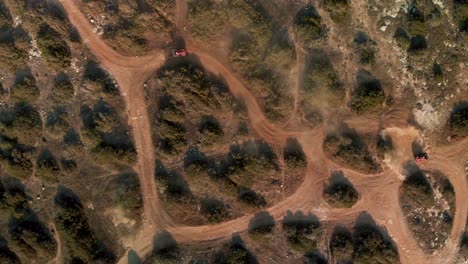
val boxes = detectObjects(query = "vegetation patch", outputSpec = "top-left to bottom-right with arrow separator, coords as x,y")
353,31 -> 377,64
36,23 -> 71,68
0,103 -> 42,146
450,101 -> 468,138
213,235 -> 258,264
350,70 -> 385,114
237,186 -> 266,207
80,99 -> 136,165
323,171 -> 359,208
54,187 -> 115,263
248,211 -> 275,234
208,140 -> 279,187
11,70 -> 40,103
156,160 -> 192,200
293,4 -> 327,47
198,115 -> 224,146
153,230 -> 179,261
114,171 -> 143,219
323,0 -> 350,22
323,124 -> 381,173
283,138 -> 307,169
35,149 -> 60,183
51,72 -> 74,103
83,60 -> 118,95
353,212 -> 399,264
283,210 -> 321,253
199,196 -> 230,222
330,225 -> 354,263
399,164 -> 455,252
301,49 -> 343,107
454,0 -> 468,32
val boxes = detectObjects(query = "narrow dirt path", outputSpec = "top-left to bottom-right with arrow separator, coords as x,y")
59,0 -> 169,231
61,1 -> 468,264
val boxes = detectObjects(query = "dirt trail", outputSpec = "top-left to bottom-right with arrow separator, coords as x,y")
47,222 -> 62,264
59,0 -> 170,231
61,1 -> 468,263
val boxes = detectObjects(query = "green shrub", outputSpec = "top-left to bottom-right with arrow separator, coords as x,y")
323,0 -> 349,22
353,213 -> 399,264
450,102 -> 468,137
454,0 -> 468,32
237,187 -> 266,207
52,72 -> 74,102
156,160 -> 191,199
407,35 -> 427,53
200,197 -> 230,222
36,23 -> 71,68
323,171 -> 359,208
188,0 -> 226,39
0,236 -> 20,264
248,211 -> 275,234
83,60 -> 118,94
198,115 -> 224,146
323,125 -> 381,173
350,70 -> 385,114
54,187 -> 115,263
283,138 -> 307,168
293,4 -> 326,46
301,50 -> 343,105
0,103 -> 42,146
1,147 -> 34,179
11,72 -> 39,103
330,226 -> 354,263
35,149 -> 60,183
183,146 -> 209,177
283,211 -> 320,252
153,231 -> 179,260
460,232 -> 468,258
115,172 -> 142,218
353,31 -> 377,64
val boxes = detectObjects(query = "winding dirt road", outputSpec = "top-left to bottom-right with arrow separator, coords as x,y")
60,1 -> 468,263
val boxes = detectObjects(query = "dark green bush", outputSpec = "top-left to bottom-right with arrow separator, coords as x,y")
52,72 -> 74,102
37,23 -> 70,68
330,226 -> 354,263
293,4 -> 326,46
350,70 -> 385,114
283,138 -> 307,168
323,171 -> 359,208
450,102 -> 468,137
353,213 -> 399,264
115,172 -> 142,218
153,231 -> 179,260
198,115 -> 224,146
200,197 -> 230,222
35,149 -> 60,183
283,211 -> 320,252
323,125 -> 381,173
11,71 -> 39,102
353,31 -> 376,64
323,0 -> 349,22
248,211 -> 275,234
237,187 -> 266,207
54,187 -> 115,263
408,35 -> 427,53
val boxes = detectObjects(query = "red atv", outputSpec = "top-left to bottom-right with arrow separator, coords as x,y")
415,153 -> 429,163
173,48 -> 187,57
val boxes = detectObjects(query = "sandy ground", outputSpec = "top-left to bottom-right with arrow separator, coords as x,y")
59,0 -> 468,263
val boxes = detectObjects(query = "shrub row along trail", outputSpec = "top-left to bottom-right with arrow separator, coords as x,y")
60,0 -> 468,264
